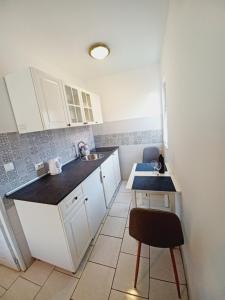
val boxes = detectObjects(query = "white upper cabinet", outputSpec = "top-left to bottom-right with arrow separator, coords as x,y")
5,67 -> 68,133
91,93 -> 103,124
5,67 -> 103,133
63,84 -> 84,126
0,78 -> 18,133
5,68 -> 44,133
81,91 -> 94,125
31,68 -> 68,130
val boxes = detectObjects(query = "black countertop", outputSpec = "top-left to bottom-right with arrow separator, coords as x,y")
7,147 -> 118,205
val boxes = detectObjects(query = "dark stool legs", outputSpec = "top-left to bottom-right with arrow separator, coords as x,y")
170,248 -> 181,298
134,241 -> 142,288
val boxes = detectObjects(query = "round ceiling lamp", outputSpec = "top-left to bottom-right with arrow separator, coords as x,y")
89,43 -> 110,60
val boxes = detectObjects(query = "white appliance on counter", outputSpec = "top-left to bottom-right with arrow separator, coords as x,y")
48,157 -> 62,175
0,200 -> 26,271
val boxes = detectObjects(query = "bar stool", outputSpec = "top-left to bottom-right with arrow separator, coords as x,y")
129,208 -> 184,298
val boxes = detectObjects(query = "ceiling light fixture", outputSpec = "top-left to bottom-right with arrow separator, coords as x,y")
89,43 -> 110,60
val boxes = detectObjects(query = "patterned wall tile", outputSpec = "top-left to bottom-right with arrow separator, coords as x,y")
94,129 -> 163,148
0,126 -> 95,198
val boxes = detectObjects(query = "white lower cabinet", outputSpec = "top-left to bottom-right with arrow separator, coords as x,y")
63,198 -> 92,269
112,150 -> 121,187
82,168 -> 106,238
101,150 -> 122,207
101,155 -> 117,207
14,151 -> 121,272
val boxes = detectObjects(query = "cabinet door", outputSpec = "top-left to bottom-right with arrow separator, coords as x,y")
31,68 -> 68,129
112,150 -> 121,188
82,168 -> 106,238
5,68 -> 44,133
0,224 -> 18,270
91,93 -> 103,124
101,156 -> 117,207
64,200 -> 91,269
81,91 -> 94,124
64,85 -> 84,126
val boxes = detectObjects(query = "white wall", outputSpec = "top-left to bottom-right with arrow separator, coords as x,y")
86,64 -> 163,179
161,1 -> 225,299
86,64 -> 162,124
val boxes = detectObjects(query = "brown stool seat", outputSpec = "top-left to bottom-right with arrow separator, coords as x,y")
129,208 -> 184,298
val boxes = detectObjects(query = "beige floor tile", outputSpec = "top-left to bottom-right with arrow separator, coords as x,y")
75,245 -> 93,278
101,209 -> 110,224
55,246 -> 93,279
0,286 -> 6,297
35,270 -> 78,300
91,223 -> 103,245
22,260 -> 54,286
121,229 -> 150,258
90,235 -> 122,268
119,181 -> 131,193
109,203 -> 130,218
101,216 -> 126,238
71,262 -> 114,300
0,265 -> 19,289
1,277 -> 40,300
126,216 -> 130,227
150,247 -> 186,284
112,253 -> 149,298
114,193 -> 132,205
150,278 -> 188,300
110,289 -> 143,299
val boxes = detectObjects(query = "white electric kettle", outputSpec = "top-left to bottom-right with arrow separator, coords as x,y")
48,157 -> 62,175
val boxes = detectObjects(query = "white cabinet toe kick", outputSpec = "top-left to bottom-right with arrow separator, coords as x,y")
14,150 -> 121,272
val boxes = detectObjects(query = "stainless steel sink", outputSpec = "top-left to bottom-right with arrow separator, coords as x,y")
81,153 -> 104,161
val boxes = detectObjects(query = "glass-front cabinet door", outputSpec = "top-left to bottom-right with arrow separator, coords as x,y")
64,85 -> 84,126
81,91 -> 94,124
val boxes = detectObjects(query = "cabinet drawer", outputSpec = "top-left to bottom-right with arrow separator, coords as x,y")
59,185 -> 83,218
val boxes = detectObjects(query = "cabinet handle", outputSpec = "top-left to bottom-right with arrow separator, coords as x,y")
72,196 -> 78,203
103,175 -> 106,178
85,198 -> 88,202
67,123 -> 71,127
83,122 -> 88,125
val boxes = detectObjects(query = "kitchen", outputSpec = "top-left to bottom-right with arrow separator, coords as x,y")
0,1 -> 224,300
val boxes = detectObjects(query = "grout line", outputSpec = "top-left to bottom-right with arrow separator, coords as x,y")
88,260 -> 117,270
150,276 -> 187,286
87,260 -> 116,271
18,275 -> 42,287
107,189 -> 128,300
99,233 -> 123,240
111,288 -> 149,299
2,271 -> 20,291
120,249 -> 150,259
53,270 -> 80,298
33,265 -> 55,300
108,215 -> 128,219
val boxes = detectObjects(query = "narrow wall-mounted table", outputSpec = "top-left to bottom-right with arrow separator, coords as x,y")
126,163 -> 181,212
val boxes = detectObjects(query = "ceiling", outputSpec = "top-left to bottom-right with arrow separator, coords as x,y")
0,0 -> 169,82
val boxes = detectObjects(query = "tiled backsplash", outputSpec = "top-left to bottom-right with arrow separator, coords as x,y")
94,129 -> 162,147
0,126 -> 95,197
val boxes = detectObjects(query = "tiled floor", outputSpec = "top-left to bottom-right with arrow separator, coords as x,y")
0,181 -> 189,300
